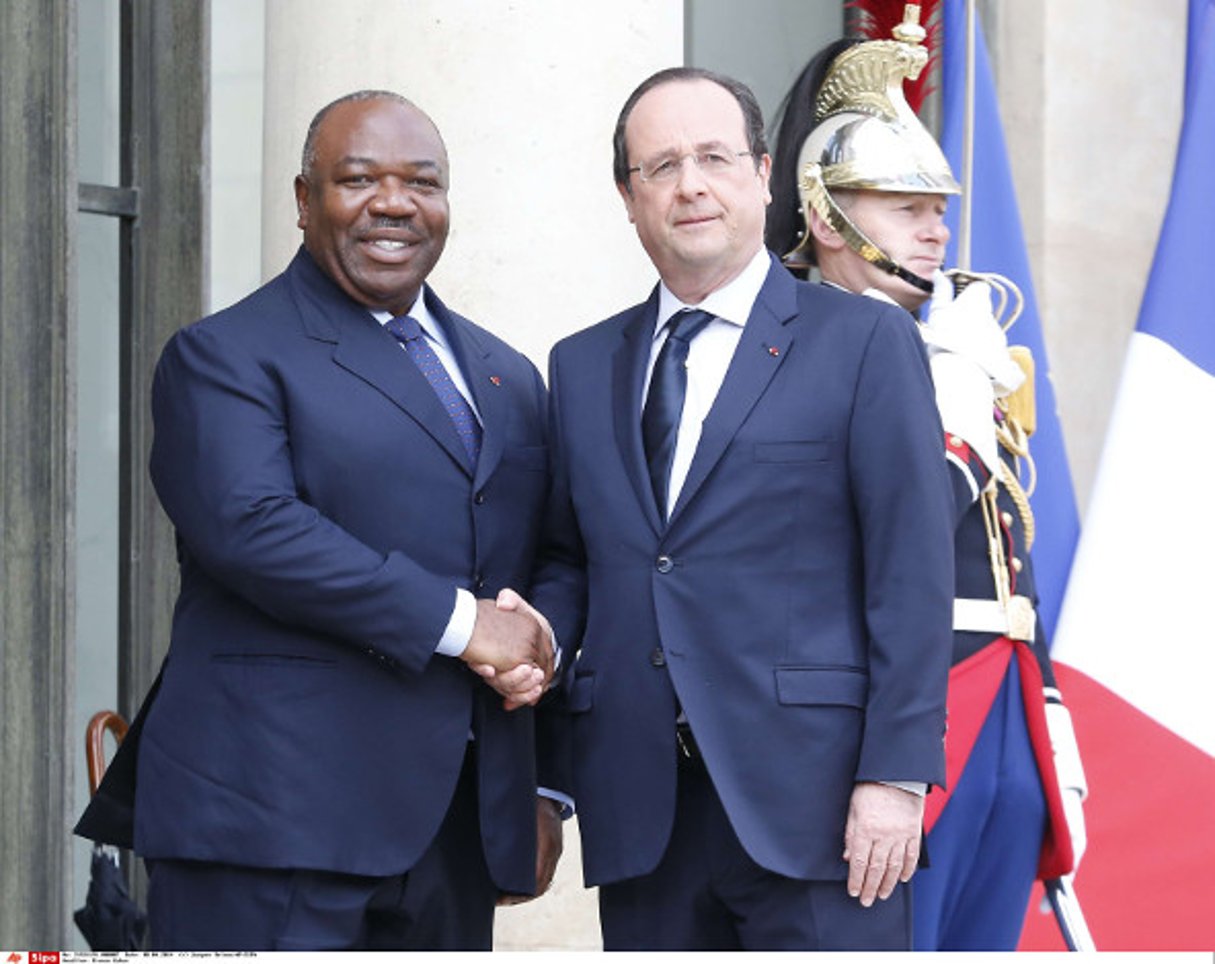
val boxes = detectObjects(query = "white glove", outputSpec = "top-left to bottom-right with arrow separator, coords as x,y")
922,270 -> 1025,397
1045,700 -> 1089,872
931,350 -> 1000,474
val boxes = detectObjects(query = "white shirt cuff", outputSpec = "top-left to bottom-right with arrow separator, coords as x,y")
881,780 -> 927,797
538,787 -> 575,819
435,588 -> 476,657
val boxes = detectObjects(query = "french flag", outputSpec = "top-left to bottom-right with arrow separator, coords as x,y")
1041,0 -> 1215,949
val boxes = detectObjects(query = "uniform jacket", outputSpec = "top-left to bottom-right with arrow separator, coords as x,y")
531,255 -> 955,886
78,248 -> 552,893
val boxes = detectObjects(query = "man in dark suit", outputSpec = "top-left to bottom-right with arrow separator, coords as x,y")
529,68 -> 955,950
78,90 -> 563,950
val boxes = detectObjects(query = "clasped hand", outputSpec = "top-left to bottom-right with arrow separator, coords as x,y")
462,589 -> 555,710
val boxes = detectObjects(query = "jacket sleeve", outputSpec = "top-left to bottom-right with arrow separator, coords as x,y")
149,322 -> 457,674
527,339 -> 590,675
848,305 -> 956,787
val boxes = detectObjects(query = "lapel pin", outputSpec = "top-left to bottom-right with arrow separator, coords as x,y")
767,345 -> 780,357
489,375 -> 502,386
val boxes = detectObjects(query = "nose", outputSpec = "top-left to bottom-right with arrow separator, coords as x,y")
673,155 -> 709,195
369,177 -> 419,217
923,214 -> 949,245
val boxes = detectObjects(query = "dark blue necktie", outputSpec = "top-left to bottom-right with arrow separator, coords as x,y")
642,309 -> 714,515
385,315 -> 482,466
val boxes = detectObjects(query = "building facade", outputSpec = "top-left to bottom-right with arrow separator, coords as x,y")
0,0 -> 1184,949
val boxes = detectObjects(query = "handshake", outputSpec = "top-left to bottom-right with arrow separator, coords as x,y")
461,589 -> 556,711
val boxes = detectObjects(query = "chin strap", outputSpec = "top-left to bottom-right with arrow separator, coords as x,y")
788,163 -> 935,295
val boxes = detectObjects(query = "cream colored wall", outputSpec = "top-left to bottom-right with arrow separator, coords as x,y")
211,0 -> 265,314
261,0 -> 679,374
990,0 -> 1186,513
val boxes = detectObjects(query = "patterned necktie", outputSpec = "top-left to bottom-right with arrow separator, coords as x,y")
385,315 -> 482,466
642,309 -> 714,516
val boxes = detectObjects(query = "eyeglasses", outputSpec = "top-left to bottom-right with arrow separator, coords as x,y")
627,148 -> 753,184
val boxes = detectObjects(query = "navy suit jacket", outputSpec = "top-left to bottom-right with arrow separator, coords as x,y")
531,254 -> 955,887
79,248 -> 552,892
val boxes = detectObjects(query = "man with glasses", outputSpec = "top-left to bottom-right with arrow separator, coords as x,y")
528,67 -> 955,950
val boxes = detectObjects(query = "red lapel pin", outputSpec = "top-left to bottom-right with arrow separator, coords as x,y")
489,375 -> 502,386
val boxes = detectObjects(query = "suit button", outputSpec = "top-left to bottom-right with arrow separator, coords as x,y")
473,574 -> 485,591
474,492 -> 486,505
655,555 -> 673,573
650,647 -> 666,667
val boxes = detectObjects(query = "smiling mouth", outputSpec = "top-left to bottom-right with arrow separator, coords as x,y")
368,239 -> 411,251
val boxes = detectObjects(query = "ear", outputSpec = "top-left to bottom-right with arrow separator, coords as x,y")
616,180 -> 637,224
757,153 -> 773,205
807,205 -> 845,252
294,175 -> 310,230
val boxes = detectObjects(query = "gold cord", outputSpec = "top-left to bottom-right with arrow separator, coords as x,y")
993,404 -> 1035,551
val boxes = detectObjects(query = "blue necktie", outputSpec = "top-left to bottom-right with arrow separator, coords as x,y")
642,309 -> 714,515
385,315 -> 482,466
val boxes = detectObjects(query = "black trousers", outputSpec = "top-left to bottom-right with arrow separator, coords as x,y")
146,746 -> 496,951
599,750 -> 913,951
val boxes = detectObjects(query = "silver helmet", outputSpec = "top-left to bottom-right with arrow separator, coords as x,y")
787,5 -> 959,291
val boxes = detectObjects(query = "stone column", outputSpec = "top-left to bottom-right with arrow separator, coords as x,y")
263,0 -> 681,371
261,1 -> 683,948
990,0 -> 1187,510
0,0 -> 76,947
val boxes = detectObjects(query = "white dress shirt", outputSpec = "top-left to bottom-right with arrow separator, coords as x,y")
644,246 -> 772,515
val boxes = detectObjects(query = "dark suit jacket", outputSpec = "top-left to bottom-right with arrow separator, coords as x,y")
78,248 -> 552,893
531,254 -> 955,887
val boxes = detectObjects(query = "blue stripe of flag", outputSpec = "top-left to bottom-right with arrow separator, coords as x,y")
938,0 -> 1080,639
1137,0 -> 1215,377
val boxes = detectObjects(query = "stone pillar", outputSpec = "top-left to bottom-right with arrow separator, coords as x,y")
989,0 -> 1187,511
260,1 -> 683,948
0,0 -> 77,947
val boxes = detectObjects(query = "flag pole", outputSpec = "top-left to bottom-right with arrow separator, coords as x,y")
1046,876 -> 1098,952
957,0 -> 975,270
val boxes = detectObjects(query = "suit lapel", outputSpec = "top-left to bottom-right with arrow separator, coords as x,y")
428,290 -> 506,488
287,251 -> 475,477
612,292 -> 664,534
668,259 -> 798,524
